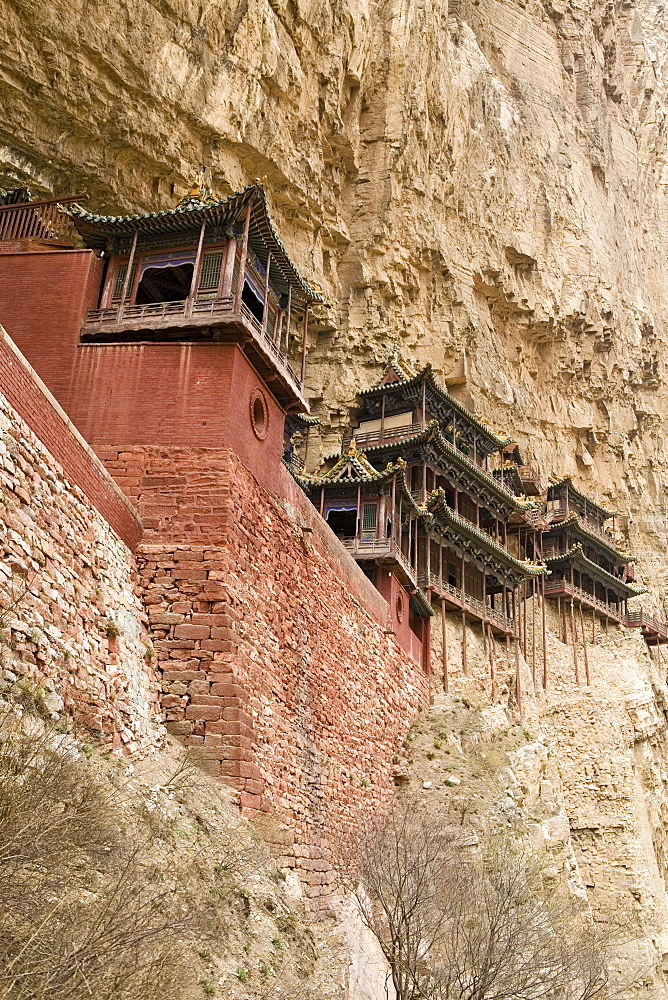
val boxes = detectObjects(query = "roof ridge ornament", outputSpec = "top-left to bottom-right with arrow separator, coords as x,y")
177,166 -> 217,210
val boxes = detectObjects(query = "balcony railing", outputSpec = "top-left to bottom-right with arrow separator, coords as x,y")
421,574 -> 515,632
518,464 -> 541,495
626,608 -> 668,642
544,578 -> 625,622
341,536 -> 416,584
0,194 -> 85,244
548,502 -> 616,547
82,296 -> 301,387
350,422 -> 424,448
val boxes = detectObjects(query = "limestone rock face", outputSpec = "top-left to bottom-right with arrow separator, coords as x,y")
2,0 -> 668,993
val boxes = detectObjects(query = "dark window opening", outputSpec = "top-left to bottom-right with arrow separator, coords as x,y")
326,509 -> 357,539
135,263 -> 194,304
242,280 -> 264,322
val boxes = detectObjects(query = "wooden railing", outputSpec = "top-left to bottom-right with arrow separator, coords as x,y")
548,501 -> 616,546
422,574 -> 515,631
83,295 -> 301,386
544,578 -> 625,622
518,464 -> 541,493
0,194 -> 86,243
341,536 -> 416,582
350,422 -> 424,448
626,608 -> 668,640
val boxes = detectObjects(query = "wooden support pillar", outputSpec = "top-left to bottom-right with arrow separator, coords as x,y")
591,610 -> 596,643
560,595 -> 568,645
261,251 -> 272,333
541,575 -> 548,690
531,578 -> 536,687
461,553 -> 468,676
117,229 -> 138,323
441,600 -> 449,694
522,579 -> 528,657
579,602 -> 591,686
482,573 -> 488,654
186,218 -> 207,317
570,598 -> 580,684
380,393 -> 386,442
300,304 -> 310,384
283,284 -> 292,355
234,203 -> 252,313
515,634 -> 522,717
488,622 -> 497,703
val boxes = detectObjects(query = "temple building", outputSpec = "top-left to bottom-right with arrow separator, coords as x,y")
541,477 -> 645,630
0,182 -> 322,492
293,352 -> 547,687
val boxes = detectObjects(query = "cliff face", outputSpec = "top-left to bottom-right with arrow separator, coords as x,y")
2,0 -> 668,991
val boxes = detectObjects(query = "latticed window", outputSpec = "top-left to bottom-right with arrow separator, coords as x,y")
362,503 -> 377,539
197,251 -> 223,297
112,263 -> 137,301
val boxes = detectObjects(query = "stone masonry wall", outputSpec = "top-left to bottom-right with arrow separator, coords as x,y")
98,443 -> 431,901
0,329 -> 159,749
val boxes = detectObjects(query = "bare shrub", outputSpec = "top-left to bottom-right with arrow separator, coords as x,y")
0,711 -> 200,999
344,802 -> 619,1000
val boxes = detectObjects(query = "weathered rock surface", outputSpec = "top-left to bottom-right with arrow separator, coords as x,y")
2,0 -> 668,993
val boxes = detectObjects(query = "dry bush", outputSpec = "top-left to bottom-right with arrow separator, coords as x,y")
0,710 -> 201,1000
344,802 -> 620,1000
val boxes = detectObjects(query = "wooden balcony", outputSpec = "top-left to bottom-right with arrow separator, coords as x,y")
0,194 -> 85,247
420,574 -> 515,635
548,502 -> 617,547
543,578 -> 625,623
350,422 -> 424,448
341,536 -> 417,588
81,298 -> 305,409
518,464 -> 541,495
626,608 -> 668,646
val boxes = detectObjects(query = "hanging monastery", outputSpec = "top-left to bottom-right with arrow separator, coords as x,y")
0,182 -> 666,900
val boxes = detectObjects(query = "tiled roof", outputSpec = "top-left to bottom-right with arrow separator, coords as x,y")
361,356 -> 511,449
426,489 -> 547,577
361,420 -> 538,512
545,544 -> 645,596
547,476 -> 618,520
544,513 -> 631,562
65,184 -> 324,303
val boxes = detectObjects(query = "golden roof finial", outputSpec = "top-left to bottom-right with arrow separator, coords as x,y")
347,439 -> 357,455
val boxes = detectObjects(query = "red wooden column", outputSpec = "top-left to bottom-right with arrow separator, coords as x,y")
117,229 -> 138,323
186,218 -> 207,317
300,304 -> 310,384
261,251 -> 272,334
234,203 -> 252,313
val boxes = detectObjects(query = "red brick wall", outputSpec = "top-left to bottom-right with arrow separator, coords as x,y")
0,327 -> 141,550
100,444 -> 431,902
0,350 -> 159,751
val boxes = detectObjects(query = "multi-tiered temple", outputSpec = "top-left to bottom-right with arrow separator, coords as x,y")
294,353 -> 547,684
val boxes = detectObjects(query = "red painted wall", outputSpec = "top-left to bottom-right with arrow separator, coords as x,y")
0,249 -> 102,404
0,327 -> 141,550
0,250 -> 288,493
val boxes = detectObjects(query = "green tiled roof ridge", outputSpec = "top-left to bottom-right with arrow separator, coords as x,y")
426,489 -> 547,577
360,364 -> 512,448
545,543 -> 645,595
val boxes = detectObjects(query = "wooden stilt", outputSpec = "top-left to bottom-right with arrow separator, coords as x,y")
462,611 -> 468,676
560,596 -> 568,645
579,603 -> 590,686
441,600 -> 449,694
570,599 -> 580,684
531,579 -> 536,686
515,634 -> 522,717
541,575 -> 548,690
523,580 -> 528,657
591,610 -> 596,643
488,623 -> 497,703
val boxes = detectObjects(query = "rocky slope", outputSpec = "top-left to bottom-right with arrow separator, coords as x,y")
2,0 -> 668,993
